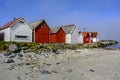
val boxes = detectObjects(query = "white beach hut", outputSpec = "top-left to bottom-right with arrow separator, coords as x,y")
60,24 -> 79,44
0,17 -> 33,42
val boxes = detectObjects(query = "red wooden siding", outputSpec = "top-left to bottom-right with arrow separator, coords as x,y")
51,28 -> 65,43
82,32 -> 90,44
56,28 -> 65,43
34,21 -> 50,43
51,34 -> 57,43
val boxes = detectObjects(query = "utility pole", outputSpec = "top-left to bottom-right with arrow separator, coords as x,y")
78,26 -> 86,32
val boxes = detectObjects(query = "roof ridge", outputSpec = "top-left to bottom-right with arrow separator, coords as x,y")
0,17 -> 22,30
55,24 -> 75,27
30,19 -> 44,23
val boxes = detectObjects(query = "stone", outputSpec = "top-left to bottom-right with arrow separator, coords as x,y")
6,58 -> 14,63
31,61 -> 38,65
51,70 -> 58,74
33,67 -> 39,72
52,48 -> 57,53
18,53 -> 23,57
40,51 -> 50,58
40,70 -> 52,74
56,62 -> 61,65
46,63 -> 51,66
17,76 -> 22,80
89,69 -> 95,72
3,52 -> 11,57
9,65 -> 15,70
25,62 -> 31,65
9,44 -> 18,52
9,53 -> 16,58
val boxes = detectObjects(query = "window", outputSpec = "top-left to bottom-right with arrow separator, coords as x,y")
15,35 -> 28,40
20,20 -> 25,23
41,23 -> 46,27
19,20 -> 26,25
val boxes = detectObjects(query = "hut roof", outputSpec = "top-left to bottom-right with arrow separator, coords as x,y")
0,17 -> 22,30
30,19 -> 45,29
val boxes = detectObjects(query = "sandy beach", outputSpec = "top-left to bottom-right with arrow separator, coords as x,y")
0,48 -> 120,80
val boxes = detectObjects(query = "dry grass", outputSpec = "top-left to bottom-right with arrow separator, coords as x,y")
0,41 -> 116,52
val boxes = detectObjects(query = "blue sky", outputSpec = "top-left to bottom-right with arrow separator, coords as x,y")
0,0 -> 120,41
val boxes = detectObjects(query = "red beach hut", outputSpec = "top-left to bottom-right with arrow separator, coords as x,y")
31,19 -> 51,43
82,32 -> 90,44
51,27 -> 65,43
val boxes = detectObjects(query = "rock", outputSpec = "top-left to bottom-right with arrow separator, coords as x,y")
31,61 -> 38,65
75,49 -> 82,52
25,52 -> 37,60
17,76 -> 22,80
40,51 -> 50,58
25,52 -> 36,57
3,52 -> 11,57
46,63 -> 51,66
25,62 -> 31,65
17,63 -> 24,67
24,49 -> 31,53
54,51 -> 60,54
6,58 -> 14,63
56,62 -> 61,65
24,52 -> 37,60
40,70 -> 52,74
32,57 -> 37,61
9,53 -> 16,58
18,53 -> 23,57
89,69 -> 95,72
21,47 -> 28,50
9,65 -> 15,70
33,67 -> 39,72
66,69 -> 73,73
9,44 -> 18,52
51,70 -> 58,74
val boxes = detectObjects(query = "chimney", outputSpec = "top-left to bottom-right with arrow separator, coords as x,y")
13,17 -> 16,20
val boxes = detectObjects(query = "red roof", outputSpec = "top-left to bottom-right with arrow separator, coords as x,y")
0,17 -> 20,30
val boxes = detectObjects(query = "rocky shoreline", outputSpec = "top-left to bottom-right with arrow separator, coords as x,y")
0,48 -> 120,80
0,41 -> 119,80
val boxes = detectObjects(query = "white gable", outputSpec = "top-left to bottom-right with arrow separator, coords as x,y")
71,26 -> 79,44
0,17 -> 33,42
10,18 -> 32,42
66,34 -> 71,44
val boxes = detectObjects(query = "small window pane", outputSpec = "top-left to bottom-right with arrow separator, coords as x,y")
15,35 -> 28,40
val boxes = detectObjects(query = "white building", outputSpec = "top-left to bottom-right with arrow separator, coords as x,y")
78,32 -> 99,44
0,17 -> 33,42
60,24 -> 79,44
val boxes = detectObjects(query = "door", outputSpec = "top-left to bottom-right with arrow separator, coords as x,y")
0,33 -> 4,41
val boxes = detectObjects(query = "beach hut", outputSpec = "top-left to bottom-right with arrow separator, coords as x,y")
78,31 -> 83,43
58,24 -> 79,44
0,17 -> 33,42
82,32 -> 90,44
51,27 -> 65,43
79,32 -> 99,44
91,32 -> 98,42
30,19 -> 51,43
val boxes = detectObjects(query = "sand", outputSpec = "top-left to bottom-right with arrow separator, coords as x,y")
0,48 -> 120,80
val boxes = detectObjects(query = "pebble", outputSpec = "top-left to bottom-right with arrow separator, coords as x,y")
18,53 -> 23,57
40,70 -> 52,74
6,58 -> 14,63
3,52 -> 11,57
89,69 -> 95,72
9,53 -> 16,58
33,67 -> 39,72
